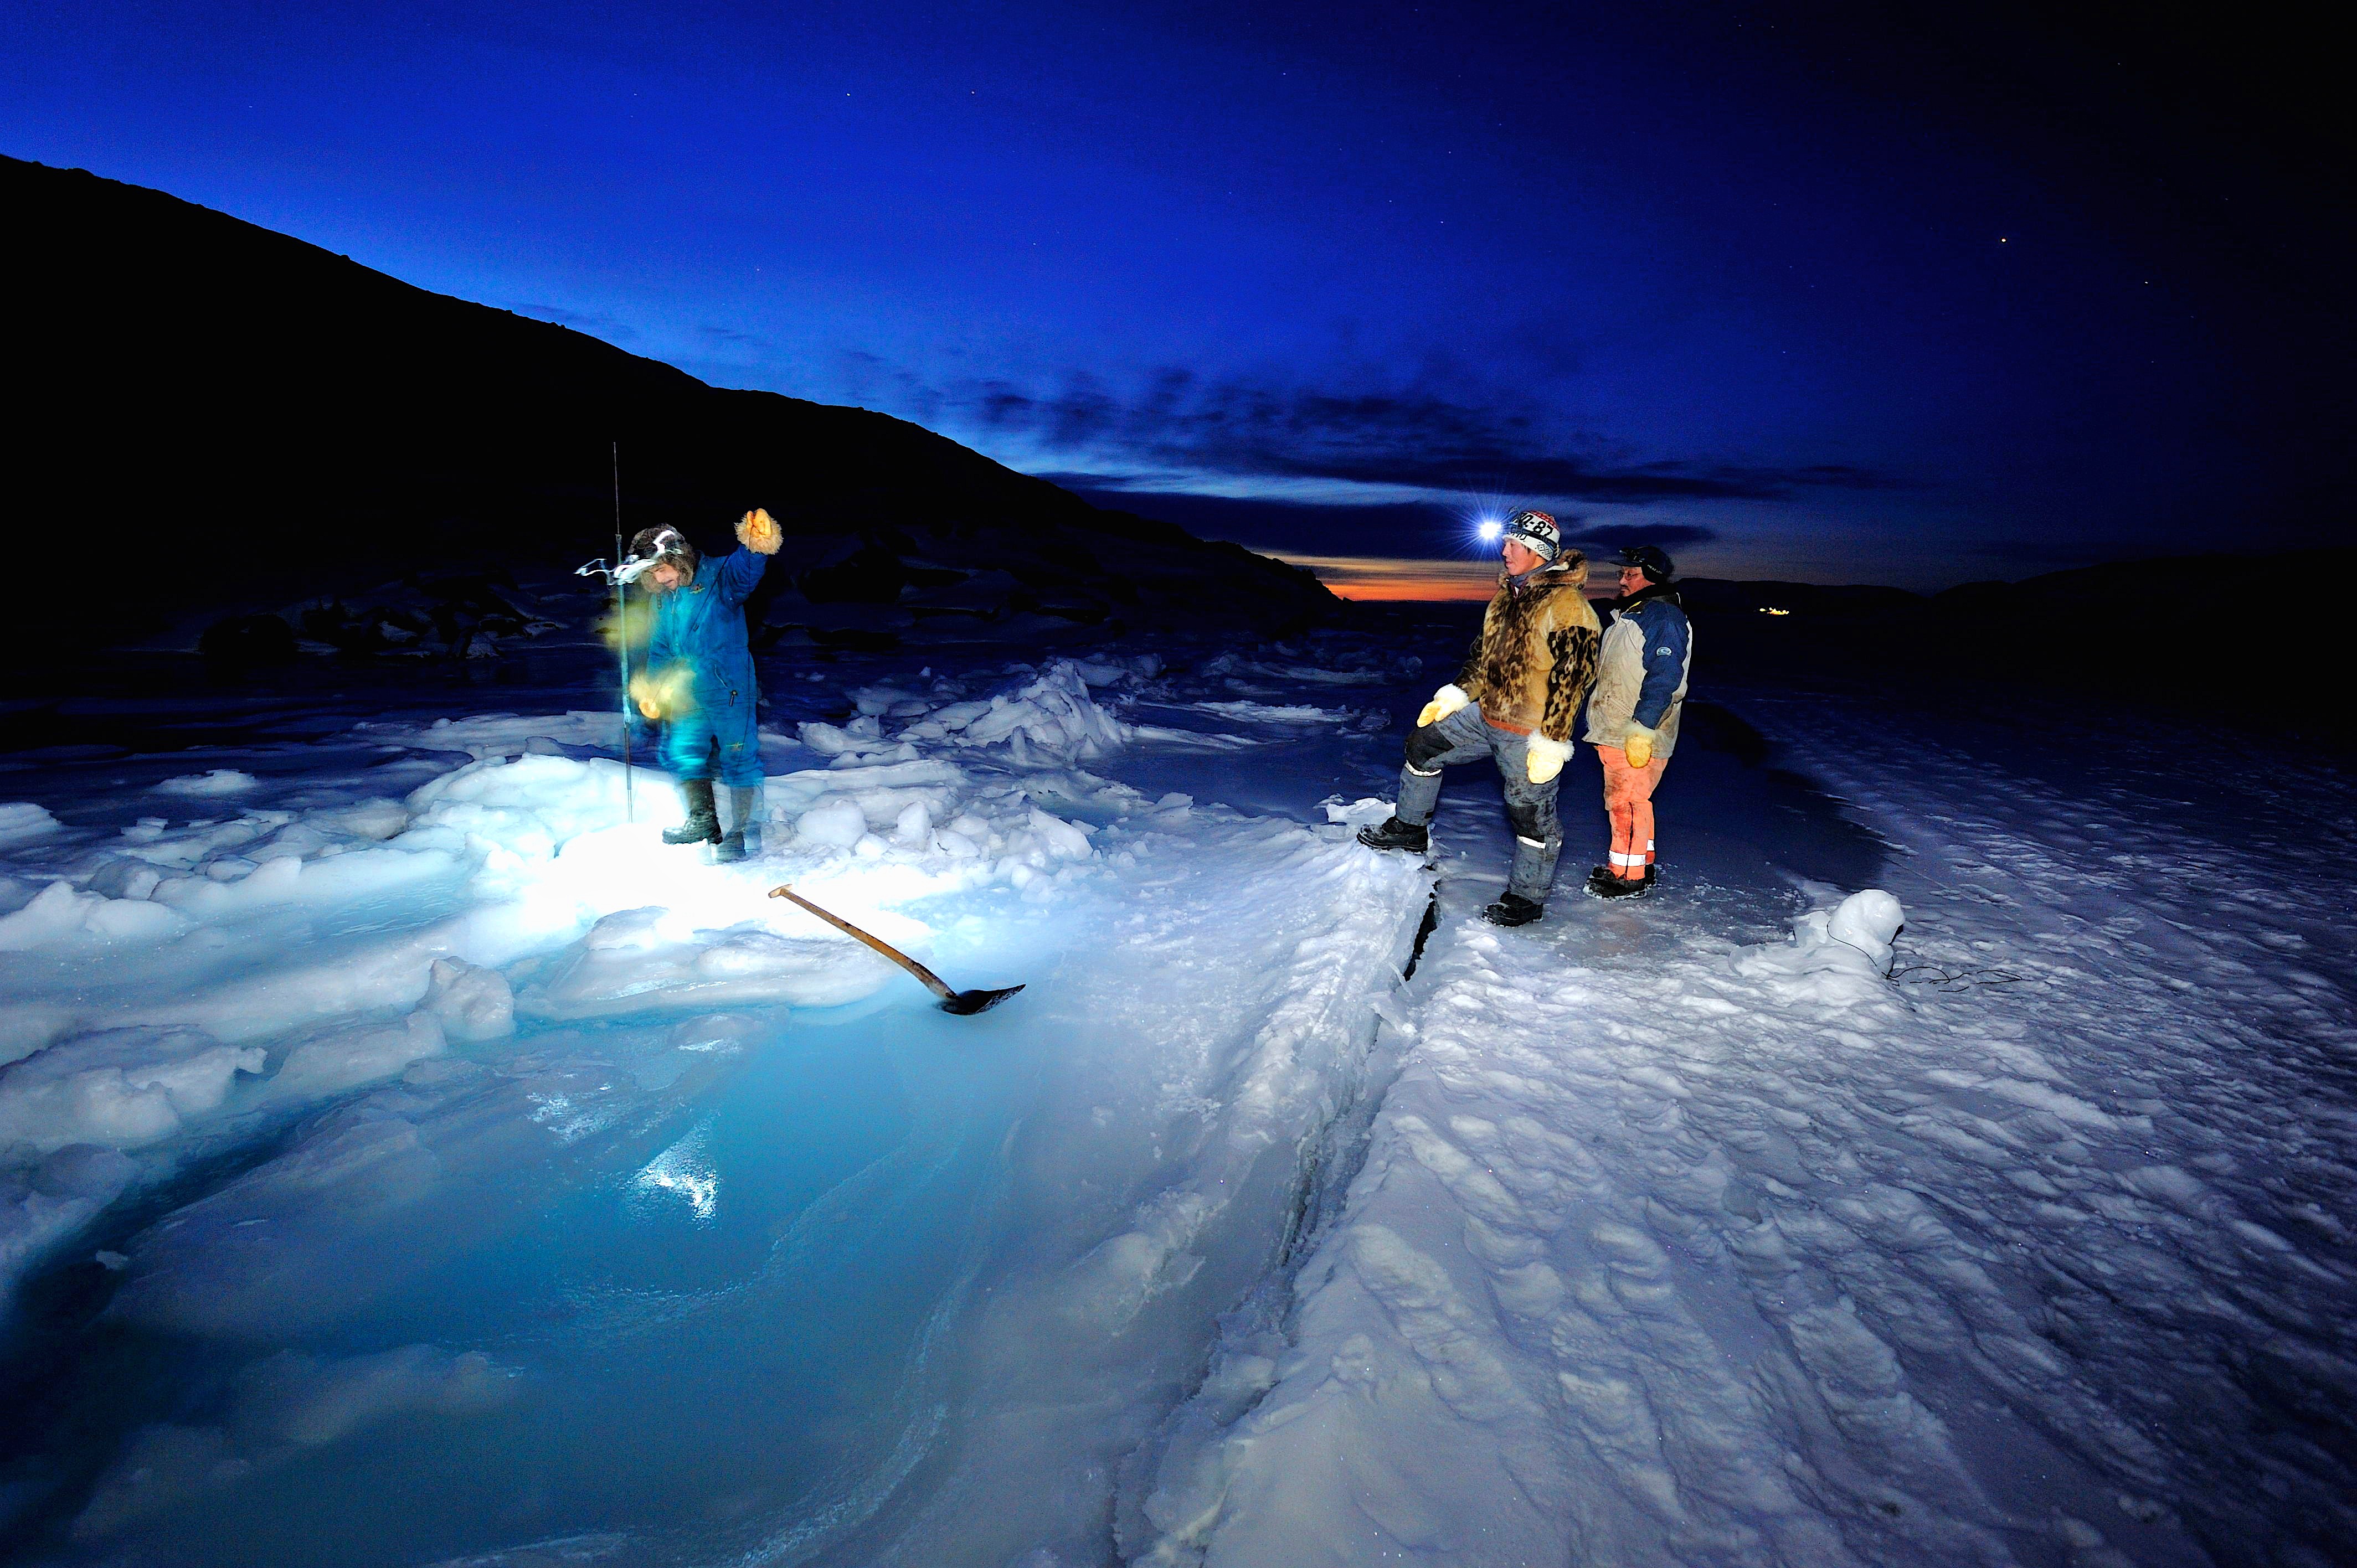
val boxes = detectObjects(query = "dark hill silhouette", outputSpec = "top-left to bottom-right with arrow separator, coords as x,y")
6,154 -> 1329,654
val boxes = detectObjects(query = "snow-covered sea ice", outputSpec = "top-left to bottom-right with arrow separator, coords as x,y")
1,637 -> 2350,1568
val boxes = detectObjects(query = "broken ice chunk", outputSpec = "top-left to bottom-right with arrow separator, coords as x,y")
422,957 -> 516,1044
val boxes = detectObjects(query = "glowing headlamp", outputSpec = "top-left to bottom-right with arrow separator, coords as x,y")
613,551 -> 669,586
579,528 -> 689,585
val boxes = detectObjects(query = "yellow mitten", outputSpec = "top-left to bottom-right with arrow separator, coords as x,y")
737,507 -> 783,555
1526,733 -> 1570,784
629,667 -> 696,720
1622,724 -> 1655,770
1416,683 -> 1470,729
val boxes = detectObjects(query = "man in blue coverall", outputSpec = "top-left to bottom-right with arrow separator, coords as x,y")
626,507 -> 783,862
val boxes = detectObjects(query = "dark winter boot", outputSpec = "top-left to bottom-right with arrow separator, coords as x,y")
1482,892 -> 1545,927
1356,816 -> 1430,854
662,779 -> 722,846
713,783 -> 764,864
1589,865 -> 1656,900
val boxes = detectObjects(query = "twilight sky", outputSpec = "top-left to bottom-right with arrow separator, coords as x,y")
6,1 -> 2345,591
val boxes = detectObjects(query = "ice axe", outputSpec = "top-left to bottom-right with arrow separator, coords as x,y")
768,885 -> 1025,1015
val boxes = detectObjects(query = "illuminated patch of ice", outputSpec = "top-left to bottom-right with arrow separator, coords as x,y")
1321,795 -> 1395,829
527,1091 -> 613,1145
155,769 -> 260,797
0,1027 -> 266,1152
631,1122 -> 719,1223
0,881 -> 194,951
1192,700 -> 1355,724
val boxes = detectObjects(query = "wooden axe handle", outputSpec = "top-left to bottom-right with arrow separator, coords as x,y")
768,885 -> 956,1002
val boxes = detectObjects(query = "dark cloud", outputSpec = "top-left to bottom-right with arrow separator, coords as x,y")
835,349 -> 946,425
965,370 -> 1885,502
1559,522 -> 1720,550
698,323 -> 769,349
1044,480 -> 1718,559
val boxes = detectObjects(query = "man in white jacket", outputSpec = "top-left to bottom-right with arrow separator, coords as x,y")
1583,544 -> 1692,898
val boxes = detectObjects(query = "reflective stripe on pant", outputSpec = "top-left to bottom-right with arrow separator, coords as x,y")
1597,743 -> 1666,879
1395,703 -> 1563,904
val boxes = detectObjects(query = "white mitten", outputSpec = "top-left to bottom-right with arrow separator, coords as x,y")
1416,683 -> 1470,729
1526,733 -> 1570,784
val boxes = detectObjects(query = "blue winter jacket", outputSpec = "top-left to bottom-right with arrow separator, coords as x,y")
644,548 -> 770,782
647,548 -> 768,698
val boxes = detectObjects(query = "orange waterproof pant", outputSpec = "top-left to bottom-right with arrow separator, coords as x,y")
1597,744 -> 1668,879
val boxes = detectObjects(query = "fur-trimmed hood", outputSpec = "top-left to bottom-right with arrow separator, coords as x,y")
627,525 -> 700,586
1500,550 -> 1591,595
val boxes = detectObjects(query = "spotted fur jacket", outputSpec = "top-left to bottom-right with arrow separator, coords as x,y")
1457,554 -> 1603,742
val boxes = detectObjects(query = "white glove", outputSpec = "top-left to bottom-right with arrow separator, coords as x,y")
1526,733 -> 1570,784
1416,683 -> 1470,729
1622,724 -> 1656,770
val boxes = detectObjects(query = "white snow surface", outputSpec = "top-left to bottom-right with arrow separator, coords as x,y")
1,647 -> 2351,1568
0,648 -> 1438,1565
1134,695 -> 2357,1568
0,661 -> 1142,1320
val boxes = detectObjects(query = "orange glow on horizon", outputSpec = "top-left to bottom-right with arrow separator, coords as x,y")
1280,554 -> 1502,601
1281,553 -> 1621,602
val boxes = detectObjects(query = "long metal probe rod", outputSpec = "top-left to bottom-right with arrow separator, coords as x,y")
613,440 -> 633,823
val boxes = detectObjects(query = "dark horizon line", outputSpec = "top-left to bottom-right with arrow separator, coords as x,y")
1240,542 -> 2355,598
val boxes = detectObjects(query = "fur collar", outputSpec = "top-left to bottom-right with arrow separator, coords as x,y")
1496,554 -> 1589,596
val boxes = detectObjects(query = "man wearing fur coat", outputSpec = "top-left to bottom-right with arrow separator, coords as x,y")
1359,510 -> 1602,926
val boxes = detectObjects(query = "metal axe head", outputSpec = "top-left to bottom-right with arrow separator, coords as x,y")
940,984 -> 1025,1015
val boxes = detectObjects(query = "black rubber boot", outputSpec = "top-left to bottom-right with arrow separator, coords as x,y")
1589,865 -> 1657,899
1357,816 -> 1430,854
712,784 -> 760,863
1483,893 -> 1545,927
662,778 -> 722,846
